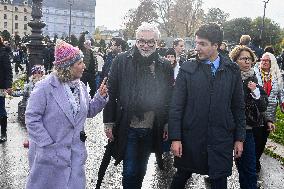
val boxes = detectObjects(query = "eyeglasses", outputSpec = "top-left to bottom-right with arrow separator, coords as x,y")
238,57 -> 253,62
260,58 -> 271,63
136,39 -> 156,47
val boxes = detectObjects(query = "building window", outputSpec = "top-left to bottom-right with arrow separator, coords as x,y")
24,24 -> 27,30
4,14 -> 7,19
55,10 -> 58,14
15,7 -> 18,12
24,8 -> 27,12
15,23 -> 18,29
46,17 -> 49,22
4,6 -> 7,10
24,16 -> 27,21
15,15 -> 18,20
4,22 -> 7,28
64,11 -> 67,15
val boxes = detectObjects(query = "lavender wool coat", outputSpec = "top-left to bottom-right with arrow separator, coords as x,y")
25,74 -> 107,189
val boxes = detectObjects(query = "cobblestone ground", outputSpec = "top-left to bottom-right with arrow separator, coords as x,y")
0,97 -> 284,188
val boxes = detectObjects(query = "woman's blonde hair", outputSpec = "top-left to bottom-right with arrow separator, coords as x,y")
261,52 -> 283,90
53,66 -> 73,83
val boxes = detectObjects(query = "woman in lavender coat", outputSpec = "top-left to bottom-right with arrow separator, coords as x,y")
25,40 -> 108,189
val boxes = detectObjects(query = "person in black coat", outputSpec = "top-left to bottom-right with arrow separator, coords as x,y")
13,45 -> 24,74
169,23 -> 246,189
230,45 -> 268,189
100,37 -> 127,84
0,36 -> 13,142
103,23 -> 173,189
43,41 -> 55,73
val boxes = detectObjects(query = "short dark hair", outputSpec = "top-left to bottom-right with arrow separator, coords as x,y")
165,48 -> 176,58
111,37 -> 127,51
195,23 -> 223,46
264,45 -> 275,54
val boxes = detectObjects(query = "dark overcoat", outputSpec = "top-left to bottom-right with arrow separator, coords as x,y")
168,55 -> 246,179
0,45 -> 12,89
103,48 -> 173,165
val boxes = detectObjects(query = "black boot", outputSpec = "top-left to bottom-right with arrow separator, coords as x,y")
0,116 -> 7,143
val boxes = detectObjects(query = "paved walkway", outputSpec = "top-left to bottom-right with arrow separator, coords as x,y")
0,96 -> 284,188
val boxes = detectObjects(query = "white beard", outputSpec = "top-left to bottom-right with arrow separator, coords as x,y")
138,48 -> 156,57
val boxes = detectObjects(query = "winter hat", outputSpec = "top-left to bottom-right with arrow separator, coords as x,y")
31,65 -> 45,75
53,40 -> 84,68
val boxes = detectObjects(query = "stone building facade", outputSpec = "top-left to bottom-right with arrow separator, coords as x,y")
0,0 -> 32,37
42,0 -> 96,38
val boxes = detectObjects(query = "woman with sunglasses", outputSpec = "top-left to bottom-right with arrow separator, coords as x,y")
230,45 -> 268,189
253,52 -> 283,173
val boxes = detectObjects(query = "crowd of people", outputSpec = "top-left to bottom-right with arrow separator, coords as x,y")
0,21 -> 284,189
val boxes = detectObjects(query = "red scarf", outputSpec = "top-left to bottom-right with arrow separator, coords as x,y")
261,69 -> 272,97
263,80 -> 272,97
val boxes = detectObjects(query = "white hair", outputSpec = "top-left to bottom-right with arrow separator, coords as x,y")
262,52 -> 283,90
135,22 -> 161,39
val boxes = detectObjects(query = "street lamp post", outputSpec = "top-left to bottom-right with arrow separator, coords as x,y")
18,0 -> 46,124
68,0 -> 74,42
11,0 -> 14,35
260,0 -> 270,43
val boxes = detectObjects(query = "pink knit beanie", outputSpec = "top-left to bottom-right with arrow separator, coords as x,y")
53,40 -> 84,68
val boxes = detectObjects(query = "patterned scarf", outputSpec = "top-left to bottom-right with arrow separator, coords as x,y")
261,69 -> 272,97
241,68 -> 254,81
64,79 -> 81,117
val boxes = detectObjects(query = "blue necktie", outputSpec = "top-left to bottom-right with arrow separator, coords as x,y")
210,63 -> 216,76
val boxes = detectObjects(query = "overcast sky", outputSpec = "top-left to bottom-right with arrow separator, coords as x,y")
95,0 -> 284,30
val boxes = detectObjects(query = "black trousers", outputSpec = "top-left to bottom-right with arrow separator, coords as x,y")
0,97 -> 7,136
15,61 -> 24,73
170,169 -> 227,189
81,71 -> 97,98
253,126 -> 270,171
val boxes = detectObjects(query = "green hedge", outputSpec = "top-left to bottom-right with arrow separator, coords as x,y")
12,74 -> 27,91
264,148 -> 284,166
270,107 -> 284,146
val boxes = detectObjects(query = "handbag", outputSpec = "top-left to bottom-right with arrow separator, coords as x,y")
245,99 -> 261,127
